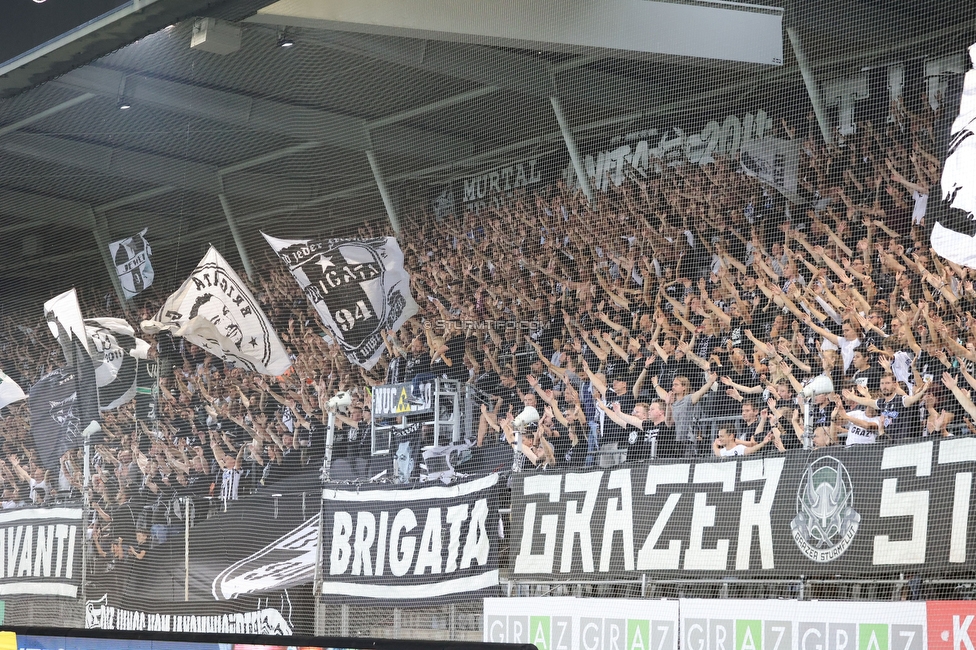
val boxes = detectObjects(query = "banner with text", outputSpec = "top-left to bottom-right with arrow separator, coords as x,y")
321,473 -> 500,604
485,597 -> 679,650
85,594 -> 293,635
372,381 -> 434,417
680,599 -> 926,650
452,153 -> 567,218
567,110 -> 776,192
263,234 -> 418,369
510,440 -> 976,582
0,507 -> 81,598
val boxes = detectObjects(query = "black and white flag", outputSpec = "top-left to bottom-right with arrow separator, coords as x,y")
141,246 -> 291,376
109,228 -> 154,299
263,234 -> 419,369
932,43 -> 976,268
43,289 -> 89,364
739,136 -> 800,204
0,368 -> 26,411
29,342 -> 100,471
86,317 -> 150,411
44,290 -> 149,411
321,473 -> 500,604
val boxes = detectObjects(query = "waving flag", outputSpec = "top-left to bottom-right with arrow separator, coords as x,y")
142,246 -> 291,375
0,369 -> 26,411
43,289 -> 89,364
932,42 -> 976,267
262,234 -> 418,369
29,335 -> 100,470
86,317 -> 150,411
109,228 -> 154,299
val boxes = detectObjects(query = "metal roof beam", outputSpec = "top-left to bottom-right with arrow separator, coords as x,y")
0,186 -> 94,229
0,131 -> 318,204
251,29 -> 652,113
53,64 -> 472,162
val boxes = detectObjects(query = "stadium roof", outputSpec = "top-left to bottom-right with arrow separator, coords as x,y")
0,0 -> 972,305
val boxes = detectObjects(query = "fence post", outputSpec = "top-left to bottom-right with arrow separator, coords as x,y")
450,603 -> 457,640
394,608 -> 402,639
340,603 -> 350,636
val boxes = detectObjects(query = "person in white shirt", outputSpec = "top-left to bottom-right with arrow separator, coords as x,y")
838,406 -> 884,445
801,315 -> 862,374
712,427 -> 773,457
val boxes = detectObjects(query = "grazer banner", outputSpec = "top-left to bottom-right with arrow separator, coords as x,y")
484,597 -> 679,650
0,507 -> 82,598
320,473 -> 500,604
680,599 -> 927,650
509,440 -> 976,581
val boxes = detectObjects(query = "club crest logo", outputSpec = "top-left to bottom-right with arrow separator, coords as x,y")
790,456 -> 860,563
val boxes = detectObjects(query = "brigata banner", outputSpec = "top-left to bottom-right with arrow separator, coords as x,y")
321,473 -> 500,604
0,507 -> 81,597
680,599 -> 926,650
510,440 -> 976,581
485,597 -> 679,650
372,381 -> 434,417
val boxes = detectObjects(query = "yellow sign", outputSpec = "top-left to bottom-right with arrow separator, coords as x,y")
0,631 -> 17,650
395,387 -> 411,413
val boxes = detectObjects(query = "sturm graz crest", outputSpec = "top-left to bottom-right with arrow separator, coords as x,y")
790,456 -> 860,563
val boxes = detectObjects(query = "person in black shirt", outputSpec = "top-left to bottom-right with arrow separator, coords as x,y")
843,373 -> 930,440
476,369 -> 520,447
734,399 -> 767,445
850,350 -> 882,392
403,337 -> 432,382
599,376 -> 637,444
599,399 -> 677,462
428,329 -> 469,382
520,358 -> 554,394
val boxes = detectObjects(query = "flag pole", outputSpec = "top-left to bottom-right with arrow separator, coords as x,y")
82,433 -> 89,605
81,420 -> 100,606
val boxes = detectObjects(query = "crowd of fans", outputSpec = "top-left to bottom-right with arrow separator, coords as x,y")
0,104 -> 971,570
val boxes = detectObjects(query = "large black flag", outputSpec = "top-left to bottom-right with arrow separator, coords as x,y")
29,335 -> 100,470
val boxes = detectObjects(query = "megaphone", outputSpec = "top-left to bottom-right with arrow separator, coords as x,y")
512,405 -> 540,428
801,374 -> 834,398
327,390 -> 353,413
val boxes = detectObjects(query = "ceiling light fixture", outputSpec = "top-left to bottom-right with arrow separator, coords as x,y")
276,27 -> 295,48
118,101 -> 132,110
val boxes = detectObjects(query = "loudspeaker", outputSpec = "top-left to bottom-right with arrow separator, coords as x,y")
801,374 -> 834,398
